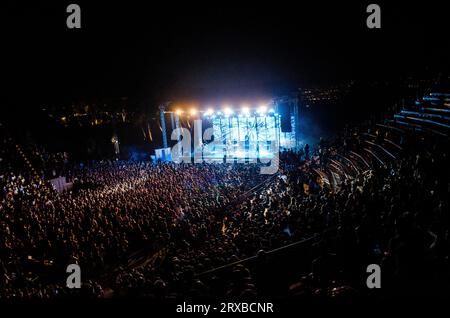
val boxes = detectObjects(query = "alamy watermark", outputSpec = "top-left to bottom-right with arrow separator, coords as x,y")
366,4 -> 381,29
366,264 -> 381,288
66,4 -> 81,29
169,120 -> 280,175
66,263 -> 81,288
66,4 -> 380,30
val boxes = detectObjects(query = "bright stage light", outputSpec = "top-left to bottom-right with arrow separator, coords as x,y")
241,106 -> 250,115
269,108 -> 275,113
223,107 -> 233,116
190,109 -> 197,115
204,108 -> 214,116
175,109 -> 183,115
224,107 -> 233,114
257,105 -> 267,114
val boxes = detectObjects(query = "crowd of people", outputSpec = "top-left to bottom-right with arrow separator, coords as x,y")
0,153 -> 268,298
1,111 -> 449,302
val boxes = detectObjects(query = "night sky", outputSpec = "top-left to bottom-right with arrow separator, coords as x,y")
2,1 -> 449,111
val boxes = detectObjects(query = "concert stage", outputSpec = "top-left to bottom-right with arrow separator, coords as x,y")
155,96 -> 301,162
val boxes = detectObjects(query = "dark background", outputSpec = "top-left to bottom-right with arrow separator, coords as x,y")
1,1 -> 449,157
